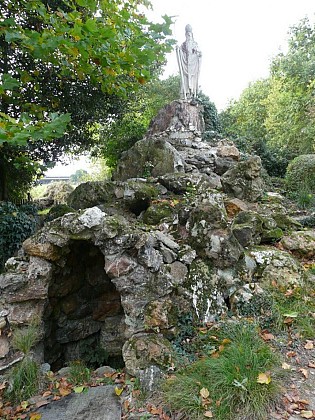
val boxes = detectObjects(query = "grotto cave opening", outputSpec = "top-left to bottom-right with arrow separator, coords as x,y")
43,240 -> 125,370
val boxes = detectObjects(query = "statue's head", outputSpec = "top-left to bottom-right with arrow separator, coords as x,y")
185,24 -> 193,34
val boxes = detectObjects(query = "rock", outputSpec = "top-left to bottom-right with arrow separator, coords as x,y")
230,283 -> 269,317
280,230 -> 315,258
158,172 -> 220,194
139,365 -> 165,393
221,156 -> 264,202
224,198 -> 249,218
23,238 -> 62,262
122,181 -> 159,215
67,181 -> 116,210
122,333 -> 175,376
232,210 -> 283,247
147,100 -> 205,135
35,385 -> 121,420
0,336 -> 9,358
186,259 -> 228,322
94,365 -> 116,377
142,201 -> 174,225
248,246 -> 305,287
216,141 -> 240,161
144,299 -> 174,331
113,138 -> 185,181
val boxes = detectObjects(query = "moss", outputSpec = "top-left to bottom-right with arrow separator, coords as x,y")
261,227 -> 284,243
142,202 -> 174,225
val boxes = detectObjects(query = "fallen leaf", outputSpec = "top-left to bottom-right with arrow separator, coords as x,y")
282,362 -> 291,370
29,414 -> 42,420
261,331 -> 275,341
257,372 -> 272,384
59,387 -> 71,397
286,351 -> 297,358
204,410 -> 213,418
20,401 -> 29,410
114,386 -> 124,396
300,410 -> 314,419
200,387 -> 210,399
149,406 -> 162,415
308,362 -> 315,369
73,386 -> 85,393
304,341 -> 314,350
36,400 -> 50,408
42,391 -> 52,397
299,368 -> 309,379
221,338 -> 231,345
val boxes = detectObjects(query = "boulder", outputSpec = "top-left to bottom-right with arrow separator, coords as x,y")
221,156 -> 264,202
67,181 -> 116,210
122,333 -> 176,376
248,246 -> 305,287
280,230 -> 315,258
112,138 -> 185,181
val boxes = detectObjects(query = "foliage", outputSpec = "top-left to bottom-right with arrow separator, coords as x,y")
197,92 -> 221,136
6,358 -> 40,403
69,169 -> 89,184
42,181 -> 74,204
0,202 -> 37,270
79,336 -> 109,368
6,322 -> 40,403
68,361 -> 91,386
267,281 -> 315,339
0,0 -> 174,199
99,75 -> 180,167
285,154 -> 315,195
11,323 -> 40,354
220,18 -> 315,174
164,322 -> 281,420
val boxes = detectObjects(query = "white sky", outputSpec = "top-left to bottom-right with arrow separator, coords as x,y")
149,0 -> 315,111
46,0 -> 315,176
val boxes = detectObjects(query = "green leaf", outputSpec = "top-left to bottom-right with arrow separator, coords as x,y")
73,386 -> 85,393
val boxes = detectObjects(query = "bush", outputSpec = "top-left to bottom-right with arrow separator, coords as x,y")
164,322 -> 282,420
285,154 -> 315,195
43,181 -> 74,204
0,202 -> 37,270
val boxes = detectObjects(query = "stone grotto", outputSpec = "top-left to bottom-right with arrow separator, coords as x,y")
0,99 -> 313,381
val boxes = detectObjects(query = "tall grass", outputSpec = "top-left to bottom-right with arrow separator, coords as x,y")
164,322 -> 282,420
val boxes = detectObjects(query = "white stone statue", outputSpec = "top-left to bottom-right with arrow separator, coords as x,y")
176,24 -> 202,100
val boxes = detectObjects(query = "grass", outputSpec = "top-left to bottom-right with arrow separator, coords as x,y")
5,322 -> 41,403
267,280 -> 315,339
6,358 -> 39,403
11,323 -> 39,354
68,361 -> 91,386
163,322 -> 282,420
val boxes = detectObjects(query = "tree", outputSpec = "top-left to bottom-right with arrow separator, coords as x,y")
0,0 -> 174,199
98,75 -> 181,167
265,18 -> 315,154
219,18 -> 315,176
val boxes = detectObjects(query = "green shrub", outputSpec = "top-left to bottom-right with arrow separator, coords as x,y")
164,322 -> 282,420
285,154 -> 315,195
0,202 -> 37,270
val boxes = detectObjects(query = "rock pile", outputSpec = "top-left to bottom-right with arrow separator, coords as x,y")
0,100 -> 311,383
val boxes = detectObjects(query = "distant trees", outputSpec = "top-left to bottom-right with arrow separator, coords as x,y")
0,0 -> 174,199
220,18 -> 315,176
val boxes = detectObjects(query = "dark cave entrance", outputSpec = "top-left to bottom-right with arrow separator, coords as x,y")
43,241 -> 125,370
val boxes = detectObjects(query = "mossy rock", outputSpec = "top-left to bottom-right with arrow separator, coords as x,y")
45,204 -> 75,222
123,181 -> 159,216
67,181 -> 116,210
142,201 -> 175,225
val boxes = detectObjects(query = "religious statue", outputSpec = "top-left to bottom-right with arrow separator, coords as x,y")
176,24 -> 202,100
